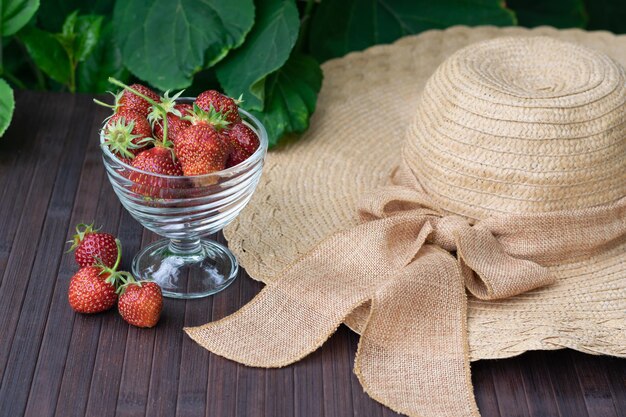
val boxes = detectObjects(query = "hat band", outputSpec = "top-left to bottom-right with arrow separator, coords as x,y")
186,163 -> 626,417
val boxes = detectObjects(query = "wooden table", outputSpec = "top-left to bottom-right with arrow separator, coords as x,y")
0,91 -> 624,417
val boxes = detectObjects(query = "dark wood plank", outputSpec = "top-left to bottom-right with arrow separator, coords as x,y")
83,210 -> 143,417
549,351 -> 591,417
573,351 -> 619,417
0,93 -> 82,417
53,175 -> 123,417
142,231 -> 187,417
322,326 -> 355,417
115,228 -> 158,417
472,361 -> 502,417
604,356 -> 626,417
0,92 -> 46,282
490,357 -> 532,417
517,352 -> 561,417
205,262 -> 243,417
21,110 -> 109,417
234,276 -> 266,417
175,297 -> 212,417
347,331 -> 385,417
265,358 -> 295,417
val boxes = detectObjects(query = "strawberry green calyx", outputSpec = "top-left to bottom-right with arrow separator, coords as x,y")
116,272 -> 153,295
95,239 -> 124,287
67,223 -> 99,252
147,89 -> 185,126
103,116 -> 145,159
187,103 -> 230,131
93,90 -> 124,113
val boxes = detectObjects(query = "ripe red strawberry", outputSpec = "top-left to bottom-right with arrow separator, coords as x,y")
131,146 -> 183,176
118,278 -> 163,328
68,266 -> 118,314
225,123 -> 260,167
117,84 -> 160,117
130,145 -> 184,197
103,109 -> 153,158
68,224 -> 120,268
195,90 -> 241,124
152,104 -> 192,146
176,124 -> 230,175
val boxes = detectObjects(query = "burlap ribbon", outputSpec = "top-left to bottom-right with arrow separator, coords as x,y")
186,161 -> 626,417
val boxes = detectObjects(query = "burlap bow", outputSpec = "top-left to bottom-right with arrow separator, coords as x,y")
186,161 -> 626,417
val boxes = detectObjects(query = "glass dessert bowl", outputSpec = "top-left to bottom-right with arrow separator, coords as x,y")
101,101 -> 268,299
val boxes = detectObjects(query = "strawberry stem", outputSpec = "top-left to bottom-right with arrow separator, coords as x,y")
112,239 -> 122,271
93,98 -> 115,109
107,77 -> 171,145
108,78 -> 161,108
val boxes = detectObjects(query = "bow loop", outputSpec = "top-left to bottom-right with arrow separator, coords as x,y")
455,225 -> 556,300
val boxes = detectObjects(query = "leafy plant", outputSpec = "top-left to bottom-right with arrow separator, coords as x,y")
0,0 -> 625,144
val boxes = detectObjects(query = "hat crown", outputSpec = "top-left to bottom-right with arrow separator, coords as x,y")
406,37 -> 626,218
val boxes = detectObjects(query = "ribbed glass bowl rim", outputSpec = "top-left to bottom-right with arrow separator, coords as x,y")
100,99 -> 268,181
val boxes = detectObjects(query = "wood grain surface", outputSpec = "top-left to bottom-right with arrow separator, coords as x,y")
0,92 -> 624,417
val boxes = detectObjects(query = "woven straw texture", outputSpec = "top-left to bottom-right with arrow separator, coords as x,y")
214,26 -> 626,362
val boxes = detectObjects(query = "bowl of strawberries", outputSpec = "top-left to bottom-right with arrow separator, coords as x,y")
98,78 -> 267,299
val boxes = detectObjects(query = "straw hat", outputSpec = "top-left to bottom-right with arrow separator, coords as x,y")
223,26 -> 626,360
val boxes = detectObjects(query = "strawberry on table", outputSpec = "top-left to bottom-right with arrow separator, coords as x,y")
195,90 -> 241,124
68,223 -> 120,268
103,109 -> 153,159
68,266 -> 119,314
68,239 -> 123,314
117,276 -> 163,328
224,122 -> 260,167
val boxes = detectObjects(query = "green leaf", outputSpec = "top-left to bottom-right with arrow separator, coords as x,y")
113,0 -> 255,91
309,0 -> 516,62
60,9 -> 78,37
73,14 -> 104,61
0,79 -> 15,137
18,25 -> 71,85
37,0 -> 113,32
77,22 -> 129,93
216,0 -> 300,111
508,0 -> 587,28
586,0 -> 626,33
250,53 -> 322,147
57,11 -> 103,62
2,0 -> 40,36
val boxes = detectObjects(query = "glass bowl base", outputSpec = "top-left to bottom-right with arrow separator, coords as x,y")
132,238 -> 239,299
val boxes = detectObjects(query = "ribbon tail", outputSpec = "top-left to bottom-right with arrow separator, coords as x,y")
355,245 -> 480,417
186,216 -> 431,368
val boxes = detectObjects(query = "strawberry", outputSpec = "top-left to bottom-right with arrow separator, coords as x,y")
176,124 -> 230,175
146,90 -> 192,147
130,144 -> 184,197
117,276 -> 163,328
103,109 -> 153,159
195,90 -> 241,124
68,266 -> 119,313
225,123 -> 260,167
68,240 -> 123,314
68,223 -> 120,268
117,84 -> 160,117
152,104 -> 192,146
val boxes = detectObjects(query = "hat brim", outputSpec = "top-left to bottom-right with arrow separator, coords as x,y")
224,26 -> 626,361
